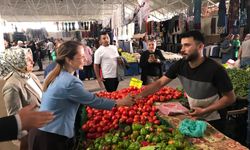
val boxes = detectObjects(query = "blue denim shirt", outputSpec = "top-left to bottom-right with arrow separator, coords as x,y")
39,70 -> 115,138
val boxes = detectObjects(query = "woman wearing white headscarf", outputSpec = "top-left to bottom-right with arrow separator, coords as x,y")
0,47 -> 42,150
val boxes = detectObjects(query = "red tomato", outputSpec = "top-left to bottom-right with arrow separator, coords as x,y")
119,118 -> 126,123
133,117 -> 140,123
129,110 -> 136,117
126,118 -> 133,124
149,111 -> 155,117
142,112 -> 149,116
81,124 -> 89,131
154,120 -> 160,125
97,127 -> 102,132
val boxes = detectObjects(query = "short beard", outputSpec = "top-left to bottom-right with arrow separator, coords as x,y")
183,50 -> 199,61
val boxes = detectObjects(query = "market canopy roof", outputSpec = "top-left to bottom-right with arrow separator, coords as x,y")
0,0 -> 220,22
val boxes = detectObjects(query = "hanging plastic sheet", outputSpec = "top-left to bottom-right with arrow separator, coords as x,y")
217,0 -> 227,34
194,0 -> 201,29
228,0 -> 240,34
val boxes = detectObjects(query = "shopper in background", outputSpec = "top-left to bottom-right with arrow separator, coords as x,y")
94,31 -> 120,92
238,34 -> 250,68
16,41 -> 25,48
0,104 -> 54,142
44,39 -> 64,78
35,42 -> 44,71
27,41 -> 38,67
142,36 -> 148,51
80,39 -> 94,80
232,34 -> 241,60
28,41 -> 134,150
1,47 -> 43,150
220,34 -> 234,63
46,39 -> 55,61
4,38 -> 11,49
140,38 -> 165,85
124,31 -> 236,134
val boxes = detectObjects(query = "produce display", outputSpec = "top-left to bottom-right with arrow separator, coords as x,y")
162,51 -> 183,62
82,87 -> 183,139
226,68 -> 250,98
121,52 -> 138,63
86,123 -> 196,150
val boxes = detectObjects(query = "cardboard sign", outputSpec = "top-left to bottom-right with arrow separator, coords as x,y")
129,78 -> 143,88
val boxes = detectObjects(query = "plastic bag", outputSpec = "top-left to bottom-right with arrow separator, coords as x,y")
178,119 -> 207,138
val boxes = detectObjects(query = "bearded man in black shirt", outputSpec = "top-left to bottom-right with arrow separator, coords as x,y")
125,30 -> 236,133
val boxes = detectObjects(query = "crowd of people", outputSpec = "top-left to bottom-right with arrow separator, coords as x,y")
221,33 -> 250,68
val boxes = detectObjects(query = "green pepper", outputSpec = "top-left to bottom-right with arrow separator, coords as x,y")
152,136 -> 161,143
136,135 -> 144,142
105,134 -> 112,144
121,132 -> 126,137
123,140 -> 130,148
156,142 -> 167,149
111,144 -> 118,150
145,133 -> 154,142
132,123 -> 143,131
173,139 -> 183,148
112,136 -> 119,144
165,144 -> 177,150
159,132 -> 168,141
145,122 -> 153,130
117,141 -> 124,149
128,141 -> 140,150
130,131 -> 139,141
114,131 -> 121,137
124,125 -> 132,135
140,128 -> 149,135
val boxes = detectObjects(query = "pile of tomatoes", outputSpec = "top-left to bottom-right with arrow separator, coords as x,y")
82,86 -> 183,139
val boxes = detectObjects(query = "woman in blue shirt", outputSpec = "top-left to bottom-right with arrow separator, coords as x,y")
28,41 -> 134,150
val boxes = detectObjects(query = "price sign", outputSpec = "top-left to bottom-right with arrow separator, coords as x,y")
129,78 -> 143,88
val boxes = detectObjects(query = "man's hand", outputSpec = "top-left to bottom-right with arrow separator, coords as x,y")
148,58 -> 153,63
188,107 -> 207,117
116,95 -> 135,107
18,104 -> 54,130
96,78 -> 105,89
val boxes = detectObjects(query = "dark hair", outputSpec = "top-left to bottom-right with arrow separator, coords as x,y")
181,30 -> 205,44
43,40 -> 82,91
98,31 -> 109,41
147,36 -> 155,42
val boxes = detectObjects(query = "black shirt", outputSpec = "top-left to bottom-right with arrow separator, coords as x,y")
165,57 -> 233,99
139,49 -> 165,77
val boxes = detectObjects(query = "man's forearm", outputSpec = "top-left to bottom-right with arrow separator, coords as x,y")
94,64 -> 101,79
137,76 -> 171,98
204,91 -> 236,114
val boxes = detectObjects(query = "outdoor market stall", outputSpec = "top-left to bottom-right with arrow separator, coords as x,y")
79,85 -> 249,150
